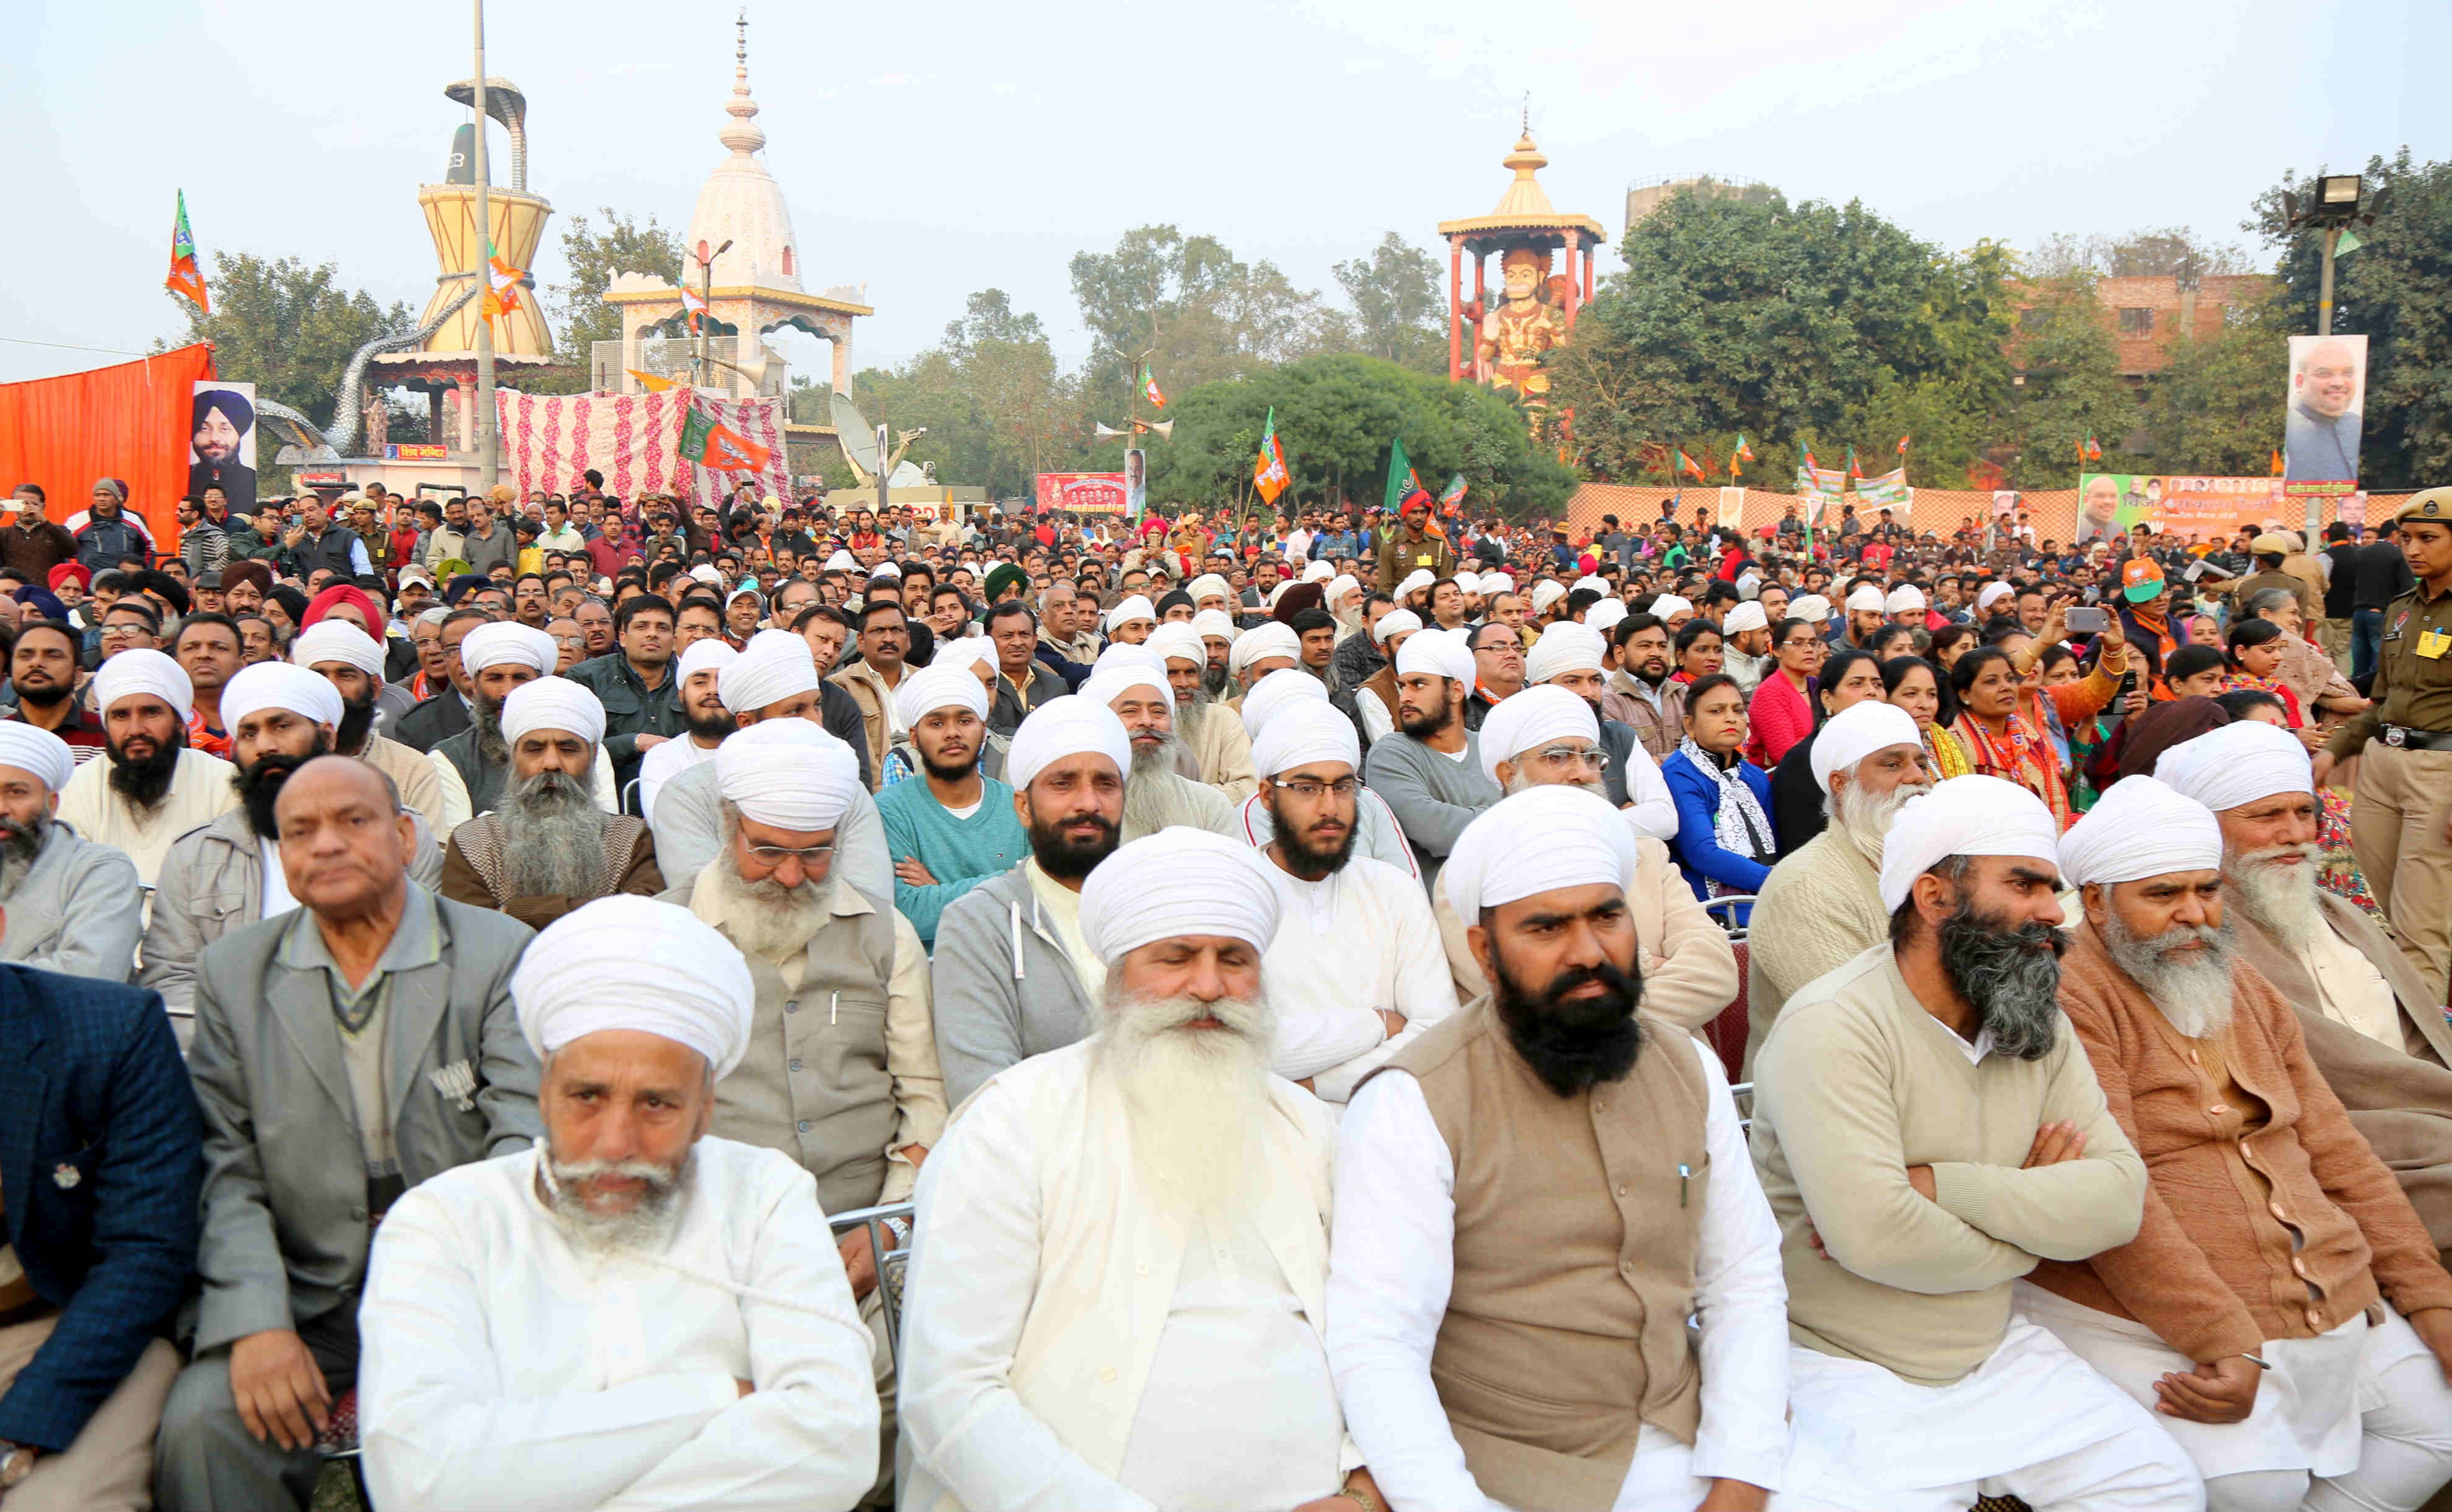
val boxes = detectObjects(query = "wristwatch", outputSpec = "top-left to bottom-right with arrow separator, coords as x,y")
881,1215 -> 912,1248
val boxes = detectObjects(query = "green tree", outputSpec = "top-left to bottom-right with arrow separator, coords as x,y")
1333,232 -> 1448,371
531,207 -> 686,395
160,251 -> 412,433
1068,226 -> 1332,416
820,291 -> 1084,497
2249,148 -> 2452,489
1998,272 -> 2138,489
2138,291 -> 2290,477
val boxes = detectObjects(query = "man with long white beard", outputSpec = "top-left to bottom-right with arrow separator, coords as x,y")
1743,700 -> 1937,1073
1329,785 -> 1788,1511
2030,776 -> 2452,1512
0,722 -> 141,978
440,676 -> 662,927
931,696 -> 1132,1107
1248,699 -> 1458,1102
56,649 -> 239,888
902,827 -> 1388,1512
1085,656 -> 1240,842
289,619 -> 446,834
1430,686 -> 1737,1032
1521,621 -> 1678,839
637,637 -> 739,818
1750,775 -> 2196,1512
1149,621 -> 1255,802
427,621 -> 617,830
355,897 -> 881,1512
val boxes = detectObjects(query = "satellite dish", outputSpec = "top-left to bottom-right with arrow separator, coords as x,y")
832,391 -> 879,480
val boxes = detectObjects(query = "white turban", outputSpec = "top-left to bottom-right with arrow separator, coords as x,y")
718,628 -> 819,714
2153,721 -> 2312,813
933,635 -> 997,675
1573,576 -> 1610,597
1586,600 -> 1629,635
689,563 -> 724,585
1249,699 -> 1357,777
895,662 -> 989,726
93,649 -> 192,722
1649,594 -> 1692,619
499,676 -> 606,747
1395,569 -> 1435,601
1191,609 -> 1238,644
1477,685 -> 1599,786
1146,622 -> 1206,670
1722,602 -> 1769,635
1456,572 -> 1484,595
717,719 -> 862,831
1789,593 -> 1832,624
1976,581 -> 2015,612
1301,560 -> 1335,584
1371,609 -> 1421,646
1808,700 -> 1924,795
1239,667 -> 1329,743
1482,572 -> 1514,595
290,620 -> 385,681
1186,574 -> 1232,605
1228,621 -> 1300,678
1528,580 -> 1568,615
514,897 -> 755,1079
1876,775 -> 2061,912
1884,585 -> 1927,615
1105,594 -> 1156,632
1007,695 -> 1132,791
1845,585 -> 1887,614
1082,662 -> 1174,716
1079,827 -> 1282,965
2060,776 -> 2223,889
1525,623 -> 1606,685
0,724 -> 74,793
1445,786 -> 1635,923
1395,627 -> 1475,684
869,562 -> 902,580
459,622 -> 555,678
221,662 -> 343,733
1093,641 -> 1167,679
824,548 -> 859,571
1325,572 -> 1360,605
676,637 -> 739,684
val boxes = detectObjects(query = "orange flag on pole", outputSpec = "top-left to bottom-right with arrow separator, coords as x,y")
165,190 -> 208,312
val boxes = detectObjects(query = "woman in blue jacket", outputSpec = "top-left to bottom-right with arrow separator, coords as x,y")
1660,671 -> 1776,921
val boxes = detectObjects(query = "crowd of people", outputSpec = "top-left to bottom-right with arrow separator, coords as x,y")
1,463 -> 2450,1512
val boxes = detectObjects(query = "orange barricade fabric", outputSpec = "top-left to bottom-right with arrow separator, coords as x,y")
0,344 -> 214,552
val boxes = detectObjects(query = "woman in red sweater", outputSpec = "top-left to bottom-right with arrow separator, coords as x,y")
1744,615 -> 1823,767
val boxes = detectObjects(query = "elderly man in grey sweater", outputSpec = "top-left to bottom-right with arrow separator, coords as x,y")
1359,628 -> 1499,885
0,724 -> 143,980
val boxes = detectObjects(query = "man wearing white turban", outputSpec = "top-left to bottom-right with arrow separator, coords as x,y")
1744,699 -> 1938,1074
1748,775 -> 2191,1512
1148,620 -> 1255,802
1720,601 -> 1773,695
1103,593 -> 1157,644
1428,687 -> 1737,1032
1362,628 -> 1499,885
1247,700 -> 1460,1102
2159,721 -> 2452,1260
0,721 -> 142,980
635,636 -> 737,821
1186,573 -> 1234,615
1520,624 -> 1680,839
1843,583 -> 1889,649
1226,619 -> 1301,697
427,620 -> 617,832
1189,606 -> 1238,697
905,829 -> 1390,1512
2034,777 -> 2452,1512
1085,659 -> 1240,844
57,647 -> 240,890
874,658 -> 1028,950
292,619 -> 446,834
1330,786 -> 1790,1512
930,695 -> 1132,1107
357,897 -> 881,1512
1348,606 -> 1421,747
441,677 -> 662,928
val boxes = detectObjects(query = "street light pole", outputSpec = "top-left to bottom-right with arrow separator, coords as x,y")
470,0 -> 496,491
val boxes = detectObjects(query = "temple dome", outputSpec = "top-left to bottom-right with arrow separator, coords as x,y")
683,19 -> 802,292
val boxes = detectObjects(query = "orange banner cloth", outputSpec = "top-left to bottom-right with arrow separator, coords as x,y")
0,343 -> 214,553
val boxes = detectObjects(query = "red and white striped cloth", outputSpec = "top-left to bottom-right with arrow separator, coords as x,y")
492,389 -> 791,507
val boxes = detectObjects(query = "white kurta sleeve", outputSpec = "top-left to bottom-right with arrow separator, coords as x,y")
899,1088 -> 1157,1511
1326,1071 -> 1504,1512
882,909 -> 948,1202
429,751 -> 472,831
1686,1047 -> 1791,1489
1621,743 -> 1679,843
1304,874 -> 1465,1105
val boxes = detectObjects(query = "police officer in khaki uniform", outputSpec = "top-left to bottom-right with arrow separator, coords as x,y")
2317,488 -> 2452,1002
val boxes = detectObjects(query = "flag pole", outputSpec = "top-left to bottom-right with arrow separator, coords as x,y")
470,0 -> 498,490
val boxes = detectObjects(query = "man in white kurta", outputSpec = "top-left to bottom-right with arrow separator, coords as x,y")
1330,786 -> 1790,1511
54,649 -> 237,887
899,828 -> 1387,1512
1250,700 -> 1459,1102
357,897 -> 879,1512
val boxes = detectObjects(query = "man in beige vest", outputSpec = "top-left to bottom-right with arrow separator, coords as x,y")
1750,775 -> 2197,1511
1331,786 -> 1787,1511
899,829 -> 1386,1512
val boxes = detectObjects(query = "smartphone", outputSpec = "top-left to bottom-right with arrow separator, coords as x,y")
2065,606 -> 2109,635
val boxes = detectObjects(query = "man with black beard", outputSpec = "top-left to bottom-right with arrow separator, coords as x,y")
1084,657 -> 1239,842
291,619 -> 446,834
57,647 -> 239,889
0,721 -> 143,979
1750,774 -> 2194,1512
4,620 -> 107,759
1330,785 -> 1789,1511
932,695 -> 1130,1107
439,676 -> 659,928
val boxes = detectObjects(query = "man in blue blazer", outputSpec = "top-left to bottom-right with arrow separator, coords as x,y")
0,949 -> 202,1511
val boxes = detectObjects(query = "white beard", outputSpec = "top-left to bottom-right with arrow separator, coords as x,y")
1093,986 -> 1276,1217
1502,771 -> 1604,800
541,1149 -> 692,1257
707,853 -> 833,962
497,770 -> 608,898
1830,779 -> 1927,867
1122,735 -> 1205,836
2226,844 -> 2322,944
2102,909 -> 2239,1041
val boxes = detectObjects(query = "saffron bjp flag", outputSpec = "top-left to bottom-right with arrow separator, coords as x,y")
165,191 -> 208,312
1440,472 -> 1468,507
482,239 -> 525,324
1253,407 -> 1290,505
1897,434 -> 1911,456
1733,433 -> 1756,463
680,285 -> 710,333
625,369 -> 679,394
1675,449 -> 1704,481
1141,362 -> 1167,410
680,402 -> 771,473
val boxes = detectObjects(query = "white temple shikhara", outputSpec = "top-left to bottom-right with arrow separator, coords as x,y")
604,11 -> 871,400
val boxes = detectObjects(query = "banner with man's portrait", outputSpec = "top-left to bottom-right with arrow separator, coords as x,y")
2283,334 -> 2365,486
2078,473 -> 2288,545
189,381 -> 257,515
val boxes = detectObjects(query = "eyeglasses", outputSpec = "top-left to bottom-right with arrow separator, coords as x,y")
1527,745 -> 1610,772
1269,775 -> 1360,800
743,843 -> 834,868
1779,636 -> 1823,649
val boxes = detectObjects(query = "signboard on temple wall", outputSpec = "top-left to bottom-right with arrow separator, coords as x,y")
2078,473 -> 2290,544
1034,471 -> 1129,515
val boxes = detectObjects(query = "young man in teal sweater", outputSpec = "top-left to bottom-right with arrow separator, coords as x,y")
876,665 -> 1028,948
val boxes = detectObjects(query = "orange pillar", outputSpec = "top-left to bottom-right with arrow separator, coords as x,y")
1582,239 -> 1595,306
1564,236 -> 1581,332
1448,237 -> 1463,380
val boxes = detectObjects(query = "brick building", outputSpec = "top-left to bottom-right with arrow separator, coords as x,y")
2017,272 -> 2274,378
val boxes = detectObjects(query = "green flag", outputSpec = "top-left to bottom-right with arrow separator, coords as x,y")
1383,437 -> 1414,515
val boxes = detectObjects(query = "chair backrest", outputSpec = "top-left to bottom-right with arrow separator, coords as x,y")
620,776 -> 643,817
1699,938 -> 1749,1082
1702,893 -> 1756,941
828,1200 -> 915,1360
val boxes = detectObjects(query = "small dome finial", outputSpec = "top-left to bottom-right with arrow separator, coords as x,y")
718,7 -> 765,156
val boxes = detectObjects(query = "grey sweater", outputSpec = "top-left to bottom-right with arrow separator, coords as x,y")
0,822 -> 143,981
1362,730 -> 1500,886
930,863 -> 1097,1109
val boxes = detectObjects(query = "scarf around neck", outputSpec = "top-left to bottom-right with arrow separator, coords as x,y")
1677,734 -> 1774,893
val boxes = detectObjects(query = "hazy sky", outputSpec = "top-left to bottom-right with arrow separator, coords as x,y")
4,0 -> 2435,392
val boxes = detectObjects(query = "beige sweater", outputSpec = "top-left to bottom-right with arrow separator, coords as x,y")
1743,826 -> 1891,1077
1750,945 -> 2146,1385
